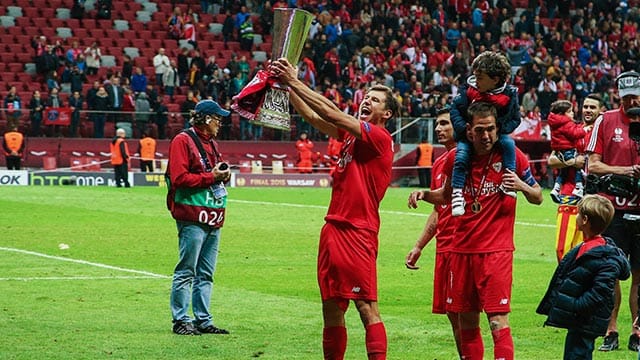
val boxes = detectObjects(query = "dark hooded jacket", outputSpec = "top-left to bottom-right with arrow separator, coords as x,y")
537,237 -> 630,337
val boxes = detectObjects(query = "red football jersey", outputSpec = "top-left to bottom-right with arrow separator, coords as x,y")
586,109 -> 640,211
432,150 -> 454,253
443,147 -> 533,253
325,122 -> 394,232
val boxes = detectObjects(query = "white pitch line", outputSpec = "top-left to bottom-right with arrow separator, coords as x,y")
230,199 -> 557,228
0,276 -> 162,281
0,247 -> 170,279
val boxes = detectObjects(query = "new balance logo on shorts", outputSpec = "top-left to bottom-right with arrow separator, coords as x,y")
351,286 -> 361,293
500,298 -> 509,305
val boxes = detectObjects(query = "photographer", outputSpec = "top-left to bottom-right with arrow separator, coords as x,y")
166,99 -> 231,336
586,71 -> 640,352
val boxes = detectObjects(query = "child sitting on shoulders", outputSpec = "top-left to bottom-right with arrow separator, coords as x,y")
450,51 -> 521,216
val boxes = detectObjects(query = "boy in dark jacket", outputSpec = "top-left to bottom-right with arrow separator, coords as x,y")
537,194 -> 630,360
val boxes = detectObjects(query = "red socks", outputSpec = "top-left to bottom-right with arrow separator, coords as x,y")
460,327 -> 484,360
323,322 -> 387,360
365,322 -> 387,360
491,327 -> 514,360
323,326 -> 347,360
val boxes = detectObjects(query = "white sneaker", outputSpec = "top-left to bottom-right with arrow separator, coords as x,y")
451,189 -> 465,216
500,184 -> 517,198
572,183 -> 584,198
550,182 -> 561,202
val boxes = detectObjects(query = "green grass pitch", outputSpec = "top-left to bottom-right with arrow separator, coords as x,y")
0,186 -> 634,359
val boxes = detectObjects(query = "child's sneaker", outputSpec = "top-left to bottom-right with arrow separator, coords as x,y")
550,182 -> 561,202
500,184 -> 517,198
572,182 -> 584,198
451,188 -> 465,217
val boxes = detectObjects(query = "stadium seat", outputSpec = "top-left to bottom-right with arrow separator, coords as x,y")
120,9 -> 136,21
0,34 -> 14,45
56,27 -> 73,39
178,40 -> 194,51
56,8 -> 71,19
136,10 -> 152,24
66,18 -> 80,29
6,6 -> 23,17
0,16 -> 16,28
208,23 -> 223,35
130,38 -> 146,49
7,63 -> 23,73
31,18 -> 47,29
22,7 -> 38,19
50,18 -> 66,29
158,2 -> 173,14
87,28 -> 104,39
15,17 -> 30,28
147,38 -> 162,50
30,0 -> 47,9
141,2 -> 157,13
252,51 -> 268,62
40,8 -> 54,19
48,0 -> 62,9
74,28 -> 88,39
84,0 -> 95,11
124,47 -> 140,59
16,53 -> 33,63
114,19 -> 130,31
101,55 -> 117,67
24,63 -> 37,75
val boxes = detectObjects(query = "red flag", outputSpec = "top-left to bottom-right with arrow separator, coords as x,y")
44,107 -> 72,126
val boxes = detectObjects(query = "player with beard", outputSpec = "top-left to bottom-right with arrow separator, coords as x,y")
405,108 -> 463,356
409,102 -> 543,360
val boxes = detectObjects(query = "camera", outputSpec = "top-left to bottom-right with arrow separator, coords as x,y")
217,162 -> 229,171
585,173 -> 640,198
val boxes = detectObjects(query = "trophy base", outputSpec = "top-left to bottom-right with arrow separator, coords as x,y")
251,109 -> 291,131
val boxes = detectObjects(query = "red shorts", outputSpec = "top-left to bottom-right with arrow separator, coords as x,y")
317,222 -> 378,302
445,251 -> 513,314
432,252 -> 451,314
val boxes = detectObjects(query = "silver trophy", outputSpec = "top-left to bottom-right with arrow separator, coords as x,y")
252,8 -> 313,130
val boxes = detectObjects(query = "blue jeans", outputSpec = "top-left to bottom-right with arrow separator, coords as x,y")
563,329 -> 595,360
170,221 -> 221,327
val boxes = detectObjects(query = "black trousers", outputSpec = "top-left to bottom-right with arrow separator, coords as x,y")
114,163 -> 130,187
6,156 -> 21,170
140,160 -> 153,173
417,167 -> 431,188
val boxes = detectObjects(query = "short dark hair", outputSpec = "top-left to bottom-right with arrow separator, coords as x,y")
368,84 -> 400,120
471,51 -> 511,84
550,100 -> 573,114
436,107 -> 450,117
585,93 -> 603,107
467,102 -> 497,122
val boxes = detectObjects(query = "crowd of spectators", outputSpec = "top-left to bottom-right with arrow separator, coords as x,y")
5,0 -> 640,141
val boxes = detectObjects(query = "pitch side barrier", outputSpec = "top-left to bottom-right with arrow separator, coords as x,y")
0,169 -> 332,188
